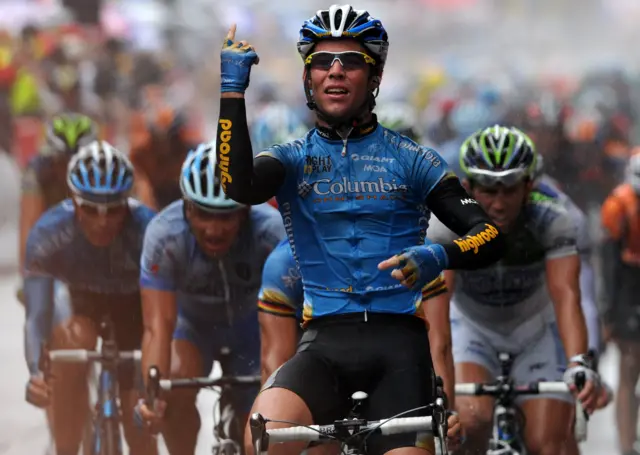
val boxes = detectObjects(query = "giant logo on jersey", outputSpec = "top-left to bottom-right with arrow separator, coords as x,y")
454,224 -> 500,254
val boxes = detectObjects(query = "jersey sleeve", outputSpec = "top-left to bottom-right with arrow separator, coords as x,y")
255,140 -> 304,175
24,223 -> 58,276
402,141 -> 453,201
139,216 -> 181,291
570,204 -> 591,256
256,143 -> 291,165
257,241 -> 303,318
601,195 -> 625,240
544,209 -> 579,260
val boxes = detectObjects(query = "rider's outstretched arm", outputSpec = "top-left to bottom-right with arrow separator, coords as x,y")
139,218 -> 181,381
24,275 -> 54,375
216,94 -> 285,205
23,224 -> 56,375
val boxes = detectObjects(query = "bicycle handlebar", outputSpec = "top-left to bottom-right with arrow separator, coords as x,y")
48,349 -> 141,363
249,412 -> 435,452
455,372 -> 589,442
455,381 -> 569,396
158,375 -> 262,391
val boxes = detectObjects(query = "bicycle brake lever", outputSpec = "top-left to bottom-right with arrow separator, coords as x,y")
147,366 -> 160,408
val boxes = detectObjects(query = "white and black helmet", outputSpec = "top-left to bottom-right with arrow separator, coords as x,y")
67,140 -> 134,203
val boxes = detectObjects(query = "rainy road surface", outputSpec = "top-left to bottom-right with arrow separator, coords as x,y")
0,152 -> 622,455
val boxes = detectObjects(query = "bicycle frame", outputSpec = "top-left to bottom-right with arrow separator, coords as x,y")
147,348 -> 262,455
92,365 -> 123,455
455,352 -> 587,455
91,330 -> 125,455
45,317 -> 141,455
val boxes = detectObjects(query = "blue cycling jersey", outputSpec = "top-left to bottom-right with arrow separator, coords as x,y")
140,200 -> 285,324
23,199 -> 156,373
257,125 -> 451,321
258,239 -> 303,319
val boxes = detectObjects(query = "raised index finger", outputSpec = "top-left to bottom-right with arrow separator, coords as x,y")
226,24 -> 237,42
378,255 -> 401,271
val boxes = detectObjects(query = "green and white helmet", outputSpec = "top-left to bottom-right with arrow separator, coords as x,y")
459,125 -> 537,187
376,102 -> 422,142
45,113 -> 98,156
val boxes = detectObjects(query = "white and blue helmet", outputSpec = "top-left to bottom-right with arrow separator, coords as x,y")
180,141 -> 244,211
67,140 -> 134,203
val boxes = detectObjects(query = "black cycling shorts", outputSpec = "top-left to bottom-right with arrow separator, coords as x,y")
71,293 -> 143,391
263,313 -> 436,455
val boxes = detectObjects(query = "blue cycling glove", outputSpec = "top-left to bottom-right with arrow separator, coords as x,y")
396,240 -> 449,291
220,32 -> 259,94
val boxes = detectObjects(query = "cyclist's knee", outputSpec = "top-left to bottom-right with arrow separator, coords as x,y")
244,387 -> 312,455
51,315 -> 97,349
165,339 -> 203,416
455,396 -> 493,436
50,316 -> 97,383
521,399 -> 572,455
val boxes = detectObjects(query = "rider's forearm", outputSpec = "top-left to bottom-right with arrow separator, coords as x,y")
424,287 -> 455,408
554,287 -> 589,360
427,177 -> 505,269
141,323 -> 173,385
216,97 -> 285,205
24,275 -> 54,375
141,294 -> 176,385
429,329 -> 455,409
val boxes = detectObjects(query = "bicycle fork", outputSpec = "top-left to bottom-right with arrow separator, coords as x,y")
93,370 -> 123,455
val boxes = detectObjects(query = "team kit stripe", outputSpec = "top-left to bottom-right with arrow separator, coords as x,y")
257,300 -> 297,317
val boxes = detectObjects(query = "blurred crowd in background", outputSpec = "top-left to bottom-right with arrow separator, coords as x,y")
2,0 -> 640,215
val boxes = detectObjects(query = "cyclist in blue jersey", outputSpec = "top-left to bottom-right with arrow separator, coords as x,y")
427,126 -> 601,455
23,141 -> 157,455
136,143 -> 285,455
215,5 -> 505,455
256,240 -> 464,450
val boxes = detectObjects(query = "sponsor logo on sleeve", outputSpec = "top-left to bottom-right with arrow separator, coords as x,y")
218,119 -> 232,191
454,224 -> 499,254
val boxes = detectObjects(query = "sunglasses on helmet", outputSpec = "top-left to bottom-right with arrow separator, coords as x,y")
304,51 -> 376,71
